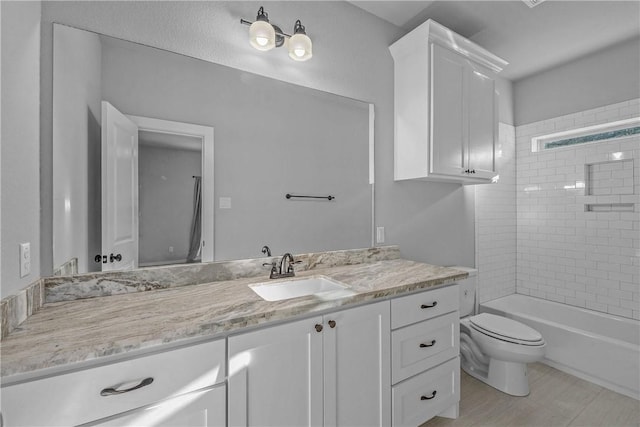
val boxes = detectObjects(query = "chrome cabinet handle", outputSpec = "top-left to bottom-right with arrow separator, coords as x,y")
421,391 -> 437,400
420,301 -> 438,309
100,377 -> 154,396
419,340 -> 436,348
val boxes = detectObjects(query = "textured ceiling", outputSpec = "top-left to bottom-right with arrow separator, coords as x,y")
349,1 -> 640,81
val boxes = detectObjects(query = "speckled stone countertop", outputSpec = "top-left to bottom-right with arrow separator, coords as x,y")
0,259 -> 467,380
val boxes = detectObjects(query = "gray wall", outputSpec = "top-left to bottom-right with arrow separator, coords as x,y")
38,1 -> 490,277
1,1 -> 41,298
52,24 -> 102,274
514,36 -> 640,125
138,144 -> 201,265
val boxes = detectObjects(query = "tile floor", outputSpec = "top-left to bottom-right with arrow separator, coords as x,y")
422,363 -> 640,427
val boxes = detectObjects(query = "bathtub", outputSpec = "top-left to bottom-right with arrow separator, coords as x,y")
481,294 -> 640,400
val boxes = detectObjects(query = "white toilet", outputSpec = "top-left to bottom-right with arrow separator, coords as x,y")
455,267 -> 546,396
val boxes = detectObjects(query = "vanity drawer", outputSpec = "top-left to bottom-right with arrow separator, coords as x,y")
392,357 -> 460,427
392,311 -> 459,384
391,285 -> 458,329
1,339 -> 225,427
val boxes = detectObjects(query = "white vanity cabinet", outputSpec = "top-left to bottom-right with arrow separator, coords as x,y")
228,300 -> 391,427
227,316 -> 324,427
0,339 -> 226,427
390,19 -> 507,184
323,301 -> 391,427
390,285 -> 460,427
87,386 -> 225,427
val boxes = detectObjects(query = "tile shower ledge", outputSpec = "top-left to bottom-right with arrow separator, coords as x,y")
0,259 -> 467,380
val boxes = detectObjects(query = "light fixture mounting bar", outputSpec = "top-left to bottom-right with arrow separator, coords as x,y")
240,19 -> 292,38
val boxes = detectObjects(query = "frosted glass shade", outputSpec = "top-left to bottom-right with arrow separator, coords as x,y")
288,33 -> 312,61
250,20 -> 275,51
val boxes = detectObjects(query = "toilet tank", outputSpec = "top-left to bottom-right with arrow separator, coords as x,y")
449,267 -> 478,317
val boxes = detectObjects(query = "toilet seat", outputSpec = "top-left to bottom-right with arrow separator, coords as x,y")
469,313 -> 544,346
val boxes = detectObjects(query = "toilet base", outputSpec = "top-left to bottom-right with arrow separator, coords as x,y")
461,358 -> 530,396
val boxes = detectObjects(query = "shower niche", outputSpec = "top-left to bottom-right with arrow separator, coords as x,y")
584,158 -> 635,212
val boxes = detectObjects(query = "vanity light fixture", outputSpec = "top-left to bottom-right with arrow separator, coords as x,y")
288,20 -> 312,61
241,6 -> 313,61
248,6 -> 277,51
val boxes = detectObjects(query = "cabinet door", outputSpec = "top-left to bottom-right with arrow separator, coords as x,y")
86,386 -> 225,427
323,301 -> 391,427
467,66 -> 497,179
228,317 -> 324,427
430,43 -> 466,177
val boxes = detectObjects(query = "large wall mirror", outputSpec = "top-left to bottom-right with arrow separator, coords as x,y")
52,24 -> 374,275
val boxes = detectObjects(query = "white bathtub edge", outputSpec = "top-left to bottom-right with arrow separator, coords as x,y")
481,294 -> 640,401
541,358 -> 640,401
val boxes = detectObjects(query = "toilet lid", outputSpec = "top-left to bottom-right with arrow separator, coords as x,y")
469,313 -> 544,345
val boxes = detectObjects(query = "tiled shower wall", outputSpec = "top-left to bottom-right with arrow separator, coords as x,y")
516,99 -> 640,320
475,123 -> 517,303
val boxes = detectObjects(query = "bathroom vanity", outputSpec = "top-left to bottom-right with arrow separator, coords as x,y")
0,249 -> 466,427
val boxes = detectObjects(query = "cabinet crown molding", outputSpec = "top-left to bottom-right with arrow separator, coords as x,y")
390,19 -> 508,74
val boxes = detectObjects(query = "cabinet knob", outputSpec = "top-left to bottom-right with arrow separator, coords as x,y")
419,340 -> 436,348
420,390 -> 437,400
315,324 -> 323,332
420,301 -> 438,309
328,320 -> 336,328
110,253 -> 122,263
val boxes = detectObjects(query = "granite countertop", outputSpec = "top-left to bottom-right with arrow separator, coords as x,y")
0,259 -> 467,380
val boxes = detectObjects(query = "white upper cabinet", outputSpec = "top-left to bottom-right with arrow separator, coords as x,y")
390,19 -> 507,184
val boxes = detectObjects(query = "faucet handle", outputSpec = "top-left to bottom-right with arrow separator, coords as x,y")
286,260 -> 303,274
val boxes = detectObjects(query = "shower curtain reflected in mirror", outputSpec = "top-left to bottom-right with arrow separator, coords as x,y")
187,176 -> 202,263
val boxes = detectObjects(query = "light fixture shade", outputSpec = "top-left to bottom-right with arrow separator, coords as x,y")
288,33 -> 312,61
250,20 -> 275,51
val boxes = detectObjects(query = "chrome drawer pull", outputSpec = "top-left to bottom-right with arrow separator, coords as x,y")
419,340 -> 436,348
100,377 -> 154,396
420,301 -> 438,309
420,391 -> 437,400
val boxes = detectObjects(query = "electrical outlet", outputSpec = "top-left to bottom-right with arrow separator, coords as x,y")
219,197 -> 232,209
376,227 -> 385,244
20,242 -> 31,278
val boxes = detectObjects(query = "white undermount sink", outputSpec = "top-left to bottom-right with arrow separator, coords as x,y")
249,276 -> 355,302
